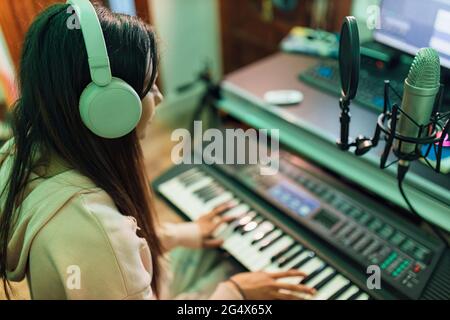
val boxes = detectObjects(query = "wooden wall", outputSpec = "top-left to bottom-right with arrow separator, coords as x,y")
219,0 -> 353,74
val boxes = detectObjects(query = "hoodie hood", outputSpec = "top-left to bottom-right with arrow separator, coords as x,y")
0,140 -> 94,281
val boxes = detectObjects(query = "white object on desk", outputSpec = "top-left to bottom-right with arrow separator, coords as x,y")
264,90 -> 304,106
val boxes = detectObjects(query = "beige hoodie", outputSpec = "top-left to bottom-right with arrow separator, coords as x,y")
0,140 -> 242,300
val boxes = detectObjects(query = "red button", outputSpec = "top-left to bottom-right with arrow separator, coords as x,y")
413,264 -> 421,273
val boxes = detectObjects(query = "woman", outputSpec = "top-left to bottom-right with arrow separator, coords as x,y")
0,3 -> 316,300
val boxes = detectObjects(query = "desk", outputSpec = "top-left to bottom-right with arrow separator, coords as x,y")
218,53 -> 450,232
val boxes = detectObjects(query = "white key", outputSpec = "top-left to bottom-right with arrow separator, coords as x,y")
225,220 -> 269,256
225,229 -> 279,271
299,257 -> 325,275
335,285 -> 360,300
313,275 -> 350,300
251,229 -> 282,250
304,267 -> 334,288
203,192 -> 234,210
159,179 -> 206,220
214,211 -> 255,238
355,292 -> 370,300
222,204 -> 250,219
251,236 -> 295,271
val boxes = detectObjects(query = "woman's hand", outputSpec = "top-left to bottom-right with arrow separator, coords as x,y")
196,203 -> 234,248
228,270 -> 317,300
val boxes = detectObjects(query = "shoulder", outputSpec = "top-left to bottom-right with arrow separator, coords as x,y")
30,180 -> 153,299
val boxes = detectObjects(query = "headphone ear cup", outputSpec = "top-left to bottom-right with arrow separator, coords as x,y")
79,77 -> 142,139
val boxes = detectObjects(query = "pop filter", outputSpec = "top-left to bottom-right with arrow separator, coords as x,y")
339,16 -> 360,101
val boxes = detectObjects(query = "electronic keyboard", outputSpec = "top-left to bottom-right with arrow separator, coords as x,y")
153,149 -> 449,300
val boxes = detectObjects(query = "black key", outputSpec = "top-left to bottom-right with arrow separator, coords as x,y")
278,247 -> 304,268
300,264 -> 327,284
196,185 -> 224,201
180,171 -> 203,185
271,243 -> 297,262
178,169 -> 200,182
348,290 -> 363,300
259,233 -> 284,252
252,228 -> 277,245
329,283 -> 353,300
241,217 -> 263,235
313,271 -> 338,290
233,212 -> 257,232
195,184 -> 222,198
292,251 -> 315,269
193,184 -> 217,197
202,188 -> 225,202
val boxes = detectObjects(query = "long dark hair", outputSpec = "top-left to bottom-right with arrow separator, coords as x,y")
0,3 -> 162,298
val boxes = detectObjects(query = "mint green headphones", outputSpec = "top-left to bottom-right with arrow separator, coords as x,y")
67,0 -> 142,139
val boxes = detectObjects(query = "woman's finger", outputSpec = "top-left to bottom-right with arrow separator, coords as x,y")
206,203 -> 233,218
269,270 -> 307,279
203,238 -> 224,248
272,283 -> 316,295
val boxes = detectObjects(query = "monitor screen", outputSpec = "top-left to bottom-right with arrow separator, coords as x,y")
374,0 -> 450,69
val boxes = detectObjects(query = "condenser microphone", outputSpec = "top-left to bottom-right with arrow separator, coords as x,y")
395,48 -> 441,174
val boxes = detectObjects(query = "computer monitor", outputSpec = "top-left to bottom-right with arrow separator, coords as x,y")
374,0 -> 450,69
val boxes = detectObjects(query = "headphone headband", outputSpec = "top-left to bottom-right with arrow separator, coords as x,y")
67,0 -> 112,86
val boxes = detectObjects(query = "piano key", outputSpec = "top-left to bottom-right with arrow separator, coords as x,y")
223,218 -> 270,250
299,263 -> 327,284
196,185 -> 224,201
292,251 -> 316,269
298,257 -> 326,276
224,225 -> 287,270
203,192 -> 235,210
355,292 -> 370,300
302,267 -> 335,288
192,182 -> 219,196
177,169 -> 201,183
212,209 -> 246,238
265,248 -> 307,272
335,285 -> 360,300
258,233 -> 285,252
184,176 -> 214,192
241,216 -> 264,234
271,243 -> 298,262
312,270 -> 338,290
348,290 -> 365,300
253,229 -> 283,249
252,225 -> 276,245
328,282 -> 353,300
278,247 -> 303,268
251,222 -> 275,243
222,204 -> 250,219
233,212 -> 257,230
250,236 -> 295,270
313,275 -> 350,300
181,172 -> 205,186
158,179 -> 208,220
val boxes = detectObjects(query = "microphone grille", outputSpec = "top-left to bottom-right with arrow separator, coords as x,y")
407,48 -> 440,89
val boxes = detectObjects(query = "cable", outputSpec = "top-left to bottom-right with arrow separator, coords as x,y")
398,177 -> 449,247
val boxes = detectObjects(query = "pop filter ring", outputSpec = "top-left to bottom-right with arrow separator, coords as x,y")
339,16 -> 360,102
